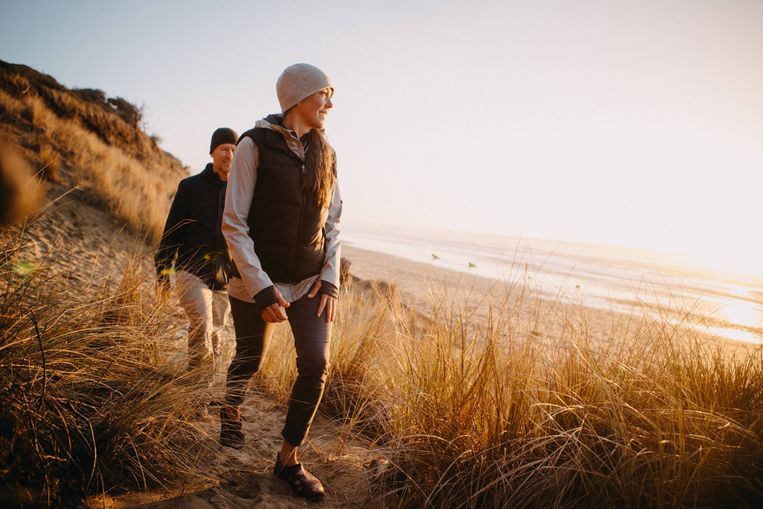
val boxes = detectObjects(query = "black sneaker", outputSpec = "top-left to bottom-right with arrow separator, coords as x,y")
219,406 -> 244,449
274,453 -> 325,500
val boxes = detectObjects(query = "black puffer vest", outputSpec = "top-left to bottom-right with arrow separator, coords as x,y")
238,124 -> 330,283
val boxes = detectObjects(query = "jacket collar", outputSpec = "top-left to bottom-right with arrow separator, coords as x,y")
255,114 -> 306,161
201,163 -> 226,186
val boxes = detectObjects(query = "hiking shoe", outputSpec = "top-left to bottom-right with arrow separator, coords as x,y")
274,453 -> 325,500
219,405 -> 244,449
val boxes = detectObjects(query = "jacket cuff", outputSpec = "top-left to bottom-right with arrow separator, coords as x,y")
254,285 -> 278,315
319,281 -> 339,299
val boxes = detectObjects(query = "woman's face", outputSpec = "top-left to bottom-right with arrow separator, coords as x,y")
292,88 -> 333,130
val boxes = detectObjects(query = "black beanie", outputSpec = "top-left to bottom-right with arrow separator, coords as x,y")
209,127 -> 239,154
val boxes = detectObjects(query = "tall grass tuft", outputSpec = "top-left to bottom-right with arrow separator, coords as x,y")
0,227 -> 217,507
257,278 -> 763,508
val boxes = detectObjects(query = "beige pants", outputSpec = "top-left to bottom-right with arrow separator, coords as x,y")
176,270 -> 231,382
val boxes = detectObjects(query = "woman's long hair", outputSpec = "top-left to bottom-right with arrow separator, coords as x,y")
302,129 -> 335,208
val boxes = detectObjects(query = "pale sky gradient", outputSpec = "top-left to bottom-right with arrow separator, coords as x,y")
1,0 -> 761,277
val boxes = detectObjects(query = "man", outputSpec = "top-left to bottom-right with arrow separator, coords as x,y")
155,127 -> 238,383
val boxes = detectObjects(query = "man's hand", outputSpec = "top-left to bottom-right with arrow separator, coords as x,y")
261,287 -> 289,323
307,280 -> 336,323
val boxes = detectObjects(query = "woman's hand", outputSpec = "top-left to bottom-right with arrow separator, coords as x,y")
261,288 -> 289,323
307,280 -> 336,323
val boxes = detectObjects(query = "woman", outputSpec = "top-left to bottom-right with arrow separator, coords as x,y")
220,63 -> 341,501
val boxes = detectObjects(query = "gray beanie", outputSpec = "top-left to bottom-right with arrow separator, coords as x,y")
209,127 -> 239,154
276,63 -> 333,114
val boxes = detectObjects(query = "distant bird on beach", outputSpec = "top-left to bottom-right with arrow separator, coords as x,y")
431,253 -> 440,260
468,262 -> 477,268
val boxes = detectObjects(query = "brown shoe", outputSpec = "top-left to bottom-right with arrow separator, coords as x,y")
274,454 -> 325,500
219,405 -> 244,449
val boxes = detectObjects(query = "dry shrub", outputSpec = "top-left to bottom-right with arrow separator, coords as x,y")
23,93 -> 53,126
0,88 -> 24,118
4,94 -> 176,243
0,61 -> 154,160
38,144 -> 60,182
106,96 -> 142,128
0,229 -> 216,507
0,60 -> 186,244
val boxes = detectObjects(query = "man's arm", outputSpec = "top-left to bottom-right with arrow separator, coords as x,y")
155,181 -> 188,282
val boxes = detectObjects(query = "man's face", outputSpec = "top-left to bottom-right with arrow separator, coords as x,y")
211,143 -> 236,181
292,87 -> 333,130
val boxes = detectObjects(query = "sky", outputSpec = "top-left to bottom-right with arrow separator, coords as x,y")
1,0 -> 761,278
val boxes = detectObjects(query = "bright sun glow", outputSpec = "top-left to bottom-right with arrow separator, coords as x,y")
680,243 -> 762,280
720,297 -> 763,331
703,293 -> 763,344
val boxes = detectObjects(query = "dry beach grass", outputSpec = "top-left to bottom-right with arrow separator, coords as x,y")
0,222 -> 216,506
262,252 -> 763,508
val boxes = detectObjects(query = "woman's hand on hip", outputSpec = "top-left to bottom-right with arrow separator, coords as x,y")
307,280 -> 336,323
261,288 -> 289,323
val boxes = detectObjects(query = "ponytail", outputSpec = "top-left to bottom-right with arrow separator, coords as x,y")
303,129 -> 335,208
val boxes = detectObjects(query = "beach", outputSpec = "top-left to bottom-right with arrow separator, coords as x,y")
342,242 -> 760,355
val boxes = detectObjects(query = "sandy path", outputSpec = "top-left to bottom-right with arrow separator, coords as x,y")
90,396 -> 381,508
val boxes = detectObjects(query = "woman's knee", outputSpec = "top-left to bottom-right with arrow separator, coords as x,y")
297,350 -> 330,384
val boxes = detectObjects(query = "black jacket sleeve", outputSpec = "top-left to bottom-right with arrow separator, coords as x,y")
155,181 -> 188,280
320,281 -> 339,299
253,285 -> 279,316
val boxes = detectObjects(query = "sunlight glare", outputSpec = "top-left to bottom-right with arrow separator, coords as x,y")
718,296 -> 763,332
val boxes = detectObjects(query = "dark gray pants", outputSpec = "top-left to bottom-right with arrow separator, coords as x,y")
225,294 -> 331,446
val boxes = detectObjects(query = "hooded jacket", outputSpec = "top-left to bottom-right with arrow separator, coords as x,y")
222,114 -> 341,310
155,163 -> 234,290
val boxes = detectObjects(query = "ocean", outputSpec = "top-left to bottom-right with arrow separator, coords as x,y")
343,226 -> 763,344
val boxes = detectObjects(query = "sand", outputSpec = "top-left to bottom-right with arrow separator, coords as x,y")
343,244 -> 504,315
87,395 -> 381,508
343,243 -> 624,346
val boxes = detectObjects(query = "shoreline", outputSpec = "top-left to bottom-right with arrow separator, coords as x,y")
342,244 -> 759,352
343,244 -> 514,318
